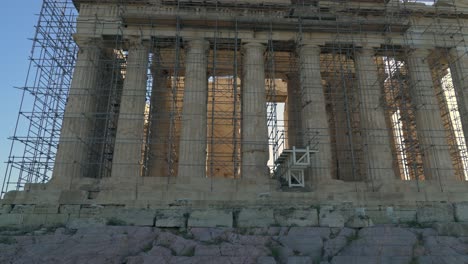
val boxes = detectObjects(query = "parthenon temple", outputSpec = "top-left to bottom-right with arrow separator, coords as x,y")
3,0 -> 468,212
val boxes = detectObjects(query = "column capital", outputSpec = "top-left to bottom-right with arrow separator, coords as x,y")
297,43 -> 321,56
185,38 -> 210,51
125,36 -> 150,50
406,47 -> 431,58
356,47 -> 376,57
242,42 -> 266,52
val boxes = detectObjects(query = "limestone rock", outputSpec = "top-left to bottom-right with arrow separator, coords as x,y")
287,256 -> 313,264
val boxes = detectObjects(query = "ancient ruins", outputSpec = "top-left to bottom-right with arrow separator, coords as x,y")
2,0 -> 468,229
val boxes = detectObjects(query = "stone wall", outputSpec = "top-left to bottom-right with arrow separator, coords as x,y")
1,202 -> 468,229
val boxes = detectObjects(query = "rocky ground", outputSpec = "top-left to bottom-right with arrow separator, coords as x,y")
0,224 -> 467,264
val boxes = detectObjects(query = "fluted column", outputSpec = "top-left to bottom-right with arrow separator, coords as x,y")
241,42 -> 269,179
286,73 -> 302,148
178,39 -> 209,178
298,44 -> 332,181
355,48 -> 397,183
51,37 -> 102,189
147,66 -> 171,177
111,39 -> 149,184
448,46 -> 468,158
406,48 -> 454,181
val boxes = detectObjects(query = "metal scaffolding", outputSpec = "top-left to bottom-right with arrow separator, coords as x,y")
1,0 -> 78,196
3,0 -> 468,197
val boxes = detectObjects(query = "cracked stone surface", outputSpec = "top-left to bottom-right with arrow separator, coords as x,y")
0,225 -> 468,263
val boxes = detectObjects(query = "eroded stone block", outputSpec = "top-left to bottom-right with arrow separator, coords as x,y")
0,205 -> 13,214
0,214 -> 23,227
188,210 -> 233,228
102,208 -> 155,226
10,204 -> 35,214
319,206 -> 345,228
67,217 -> 106,229
274,208 -> 318,227
33,204 -> 59,214
237,208 -> 275,227
454,202 -> 468,222
79,205 -> 103,218
155,210 -> 186,228
416,203 -> 454,223
433,222 -> 468,237
59,205 -> 81,215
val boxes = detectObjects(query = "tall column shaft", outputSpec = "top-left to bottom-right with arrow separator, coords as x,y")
241,42 -> 269,179
111,40 -> 149,184
286,73 -> 302,148
299,44 -> 332,181
448,47 -> 468,163
147,68 -> 171,177
355,48 -> 396,183
51,38 -> 102,189
406,49 -> 454,181
178,39 -> 209,178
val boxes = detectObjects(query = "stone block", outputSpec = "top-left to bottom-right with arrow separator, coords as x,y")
10,204 -> 35,214
433,222 -> 468,237
0,205 -> 12,214
345,215 -> 374,228
33,204 -> 59,214
155,210 -> 186,228
102,208 -> 155,226
319,206 -> 345,228
237,208 -> 275,227
79,205 -> 103,218
59,205 -> 81,215
454,202 -> 468,222
274,208 -> 318,227
45,214 -> 69,227
22,214 -> 48,227
0,214 -> 23,226
188,210 -> 233,228
416,203 -> 454,223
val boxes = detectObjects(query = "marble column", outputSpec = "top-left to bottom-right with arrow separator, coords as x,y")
286,73 -> 302,148
51,37 -> 102,189
111,39 -> 149,184
354,48 -> 396,183
448,47 -> 468,156
147,65 -> 172,177
298,44 -> 332,181
406,48 -> 454,181
178,39 -> 209,178
241,42 -> 269,179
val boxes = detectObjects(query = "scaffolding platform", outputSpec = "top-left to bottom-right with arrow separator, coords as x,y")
274,146 -> 318,188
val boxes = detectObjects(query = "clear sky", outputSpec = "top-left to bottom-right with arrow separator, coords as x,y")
0,2 -> 43,189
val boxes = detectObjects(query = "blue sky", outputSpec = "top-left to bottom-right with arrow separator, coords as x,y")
0,2 -> 43,189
